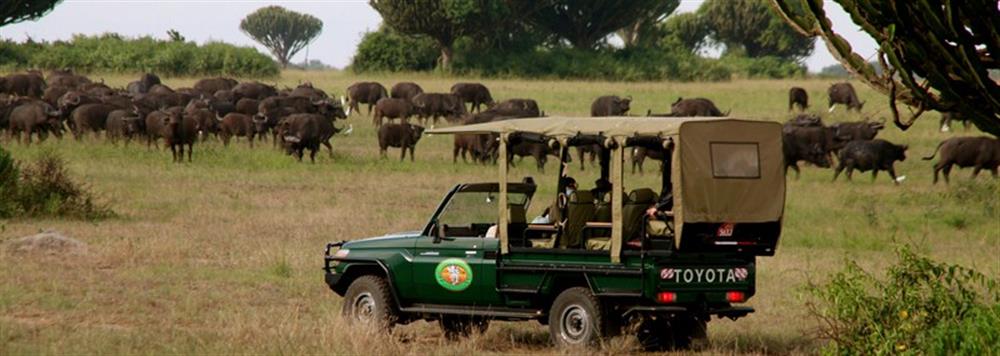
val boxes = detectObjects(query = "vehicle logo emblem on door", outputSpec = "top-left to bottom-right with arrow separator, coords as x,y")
435,258 -> 473,292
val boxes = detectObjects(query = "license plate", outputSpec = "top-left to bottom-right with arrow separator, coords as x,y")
660,267 -> 749,284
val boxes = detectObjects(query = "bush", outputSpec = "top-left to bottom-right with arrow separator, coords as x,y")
350,29 -> 438,73
807,247 -> 1000,354
719,55 -> 807,79
0,148 -> 113,220
0,34 -> 278,77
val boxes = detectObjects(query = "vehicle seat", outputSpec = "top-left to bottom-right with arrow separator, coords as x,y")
507,203 -> 528,246
623,188 -> 657,241
559,191 -> 595,248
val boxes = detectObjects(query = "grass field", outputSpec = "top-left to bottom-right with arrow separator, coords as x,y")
1,70 -> 998,355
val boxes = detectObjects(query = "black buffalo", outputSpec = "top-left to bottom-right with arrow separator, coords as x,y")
412,93 -> 466,124
591,95 -> 631,116
373,98 -> 415,127
7,100 -> 62,144
827,82 -> 864,112
938,111 -> 972,132
923,136 -> 1000,184
789,87 -> 808,111
670,97 -> 727,117
490,98 -> 541,117
378,123 -> 424,161
831,120 -> 885,141
391,82 -> 424,101
347,82 -> 388,116
451,83 -> 494,113
194,77 -> 239,96
833,139 -> 908,184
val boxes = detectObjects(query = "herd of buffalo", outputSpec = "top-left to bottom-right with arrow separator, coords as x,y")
0,69 -> 997,184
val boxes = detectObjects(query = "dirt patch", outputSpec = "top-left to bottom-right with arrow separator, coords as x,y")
6,229 -> 87,255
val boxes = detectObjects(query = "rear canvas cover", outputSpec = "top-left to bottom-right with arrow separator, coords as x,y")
677,120 -> 785,223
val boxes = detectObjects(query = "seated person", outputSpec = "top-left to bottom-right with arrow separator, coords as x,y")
590,178 -> 612,202
531,176 -> 576,224
644,189 -> 674,237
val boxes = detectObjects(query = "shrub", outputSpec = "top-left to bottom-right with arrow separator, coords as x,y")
350,29 -> 438,73
0,34 -> 278,77
807,247 -> 1000,354
0,148 -> 113,220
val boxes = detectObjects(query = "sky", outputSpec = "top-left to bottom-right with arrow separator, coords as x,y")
1,0 -> 879,73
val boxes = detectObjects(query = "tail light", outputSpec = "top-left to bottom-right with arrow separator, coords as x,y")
656,291 -> 677,304
726,291 -> 746,303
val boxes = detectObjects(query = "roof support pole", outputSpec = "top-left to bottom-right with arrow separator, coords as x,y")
610,137 -> 624,263
498,132 -> 509,255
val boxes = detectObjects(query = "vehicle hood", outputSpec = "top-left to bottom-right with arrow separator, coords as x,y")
342,231 -> 422,249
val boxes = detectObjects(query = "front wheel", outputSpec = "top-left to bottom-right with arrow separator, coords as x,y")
548,287 -> 608,348
341,275 -> 399,331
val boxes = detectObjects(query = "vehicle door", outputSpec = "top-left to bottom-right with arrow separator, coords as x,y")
412,190 -> 496,305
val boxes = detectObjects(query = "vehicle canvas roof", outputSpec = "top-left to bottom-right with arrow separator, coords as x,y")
426,116 -> 730,137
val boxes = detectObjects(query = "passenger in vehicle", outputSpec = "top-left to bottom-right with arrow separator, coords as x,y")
532,176 -> 577,224
590,178 -> 611,201
645,189 -> 674,237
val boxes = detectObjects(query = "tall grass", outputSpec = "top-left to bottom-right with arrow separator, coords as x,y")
0,72 -> 996,355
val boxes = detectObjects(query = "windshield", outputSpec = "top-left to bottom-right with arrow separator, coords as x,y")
436,191 -> 531,238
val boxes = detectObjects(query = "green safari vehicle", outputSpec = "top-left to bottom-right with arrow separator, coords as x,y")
324,117 -> 785,349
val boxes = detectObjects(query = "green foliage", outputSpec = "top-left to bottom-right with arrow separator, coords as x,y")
818,63 -> 850,78
0,34 -> 278,76
508,0 -> 678,50
453,44 -> 731,82
166,29 -> 185,42
0,149 -> 113,220
699,0 -> 814,60
659,12 -> 709,54
807,248 -> 1000,354
350,28 -> 438,73
1,0 -> 62,27
0,148 -> 20,218
239,6 -> 323,68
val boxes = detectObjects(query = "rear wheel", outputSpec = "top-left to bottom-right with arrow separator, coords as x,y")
341,275 -> 398,331
548,287 -> 608,348
438,316 -> 489,339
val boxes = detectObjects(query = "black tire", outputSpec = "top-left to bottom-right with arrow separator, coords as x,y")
341,275 -> 398,331
548,287 -> 608,348
636,315 -> 708,351
438,316 -> 489,339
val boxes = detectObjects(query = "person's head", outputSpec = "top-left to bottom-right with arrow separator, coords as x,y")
560,176 -> 577,195
593,178 -> 611,193
522,176 -> 535,186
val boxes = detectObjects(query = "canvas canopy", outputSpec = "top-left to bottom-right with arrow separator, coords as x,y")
426,116 -> 728,137
428,117 -> 785,262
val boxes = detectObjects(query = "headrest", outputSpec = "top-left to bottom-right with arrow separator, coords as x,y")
507,204 -> 526,223
569,190 -> 594,204
628,188 -> 657,204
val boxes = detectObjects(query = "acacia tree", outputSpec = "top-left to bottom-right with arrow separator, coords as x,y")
615,0 -> 680,48
240,6 -> 323,69
771,0 -> 999,135
701,0 -> 814,60
507,0 -> 679,50
1,0 -> 62,27
369,0 -> 506,70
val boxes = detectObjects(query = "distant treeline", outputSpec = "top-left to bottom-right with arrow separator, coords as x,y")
0,34 -> 279,77
354,0 -> 816,81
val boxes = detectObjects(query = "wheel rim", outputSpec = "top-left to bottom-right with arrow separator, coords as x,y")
560,305 -> 590,343
352,292 -> 376,323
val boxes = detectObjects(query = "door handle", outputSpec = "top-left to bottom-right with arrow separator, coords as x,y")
419,251 -> 439,256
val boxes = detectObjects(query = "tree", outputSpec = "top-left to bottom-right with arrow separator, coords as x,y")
701,0 -> 814,60
1,0 -> 62,27
659,12 -> 710,54
240,6 -> 323,69
615,0 -> 680,48
508,0 -> 678,50
370,0 -> 507,70
771,0 -> 999,135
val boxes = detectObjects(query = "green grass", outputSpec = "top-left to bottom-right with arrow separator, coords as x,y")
1,70 -> 997,354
